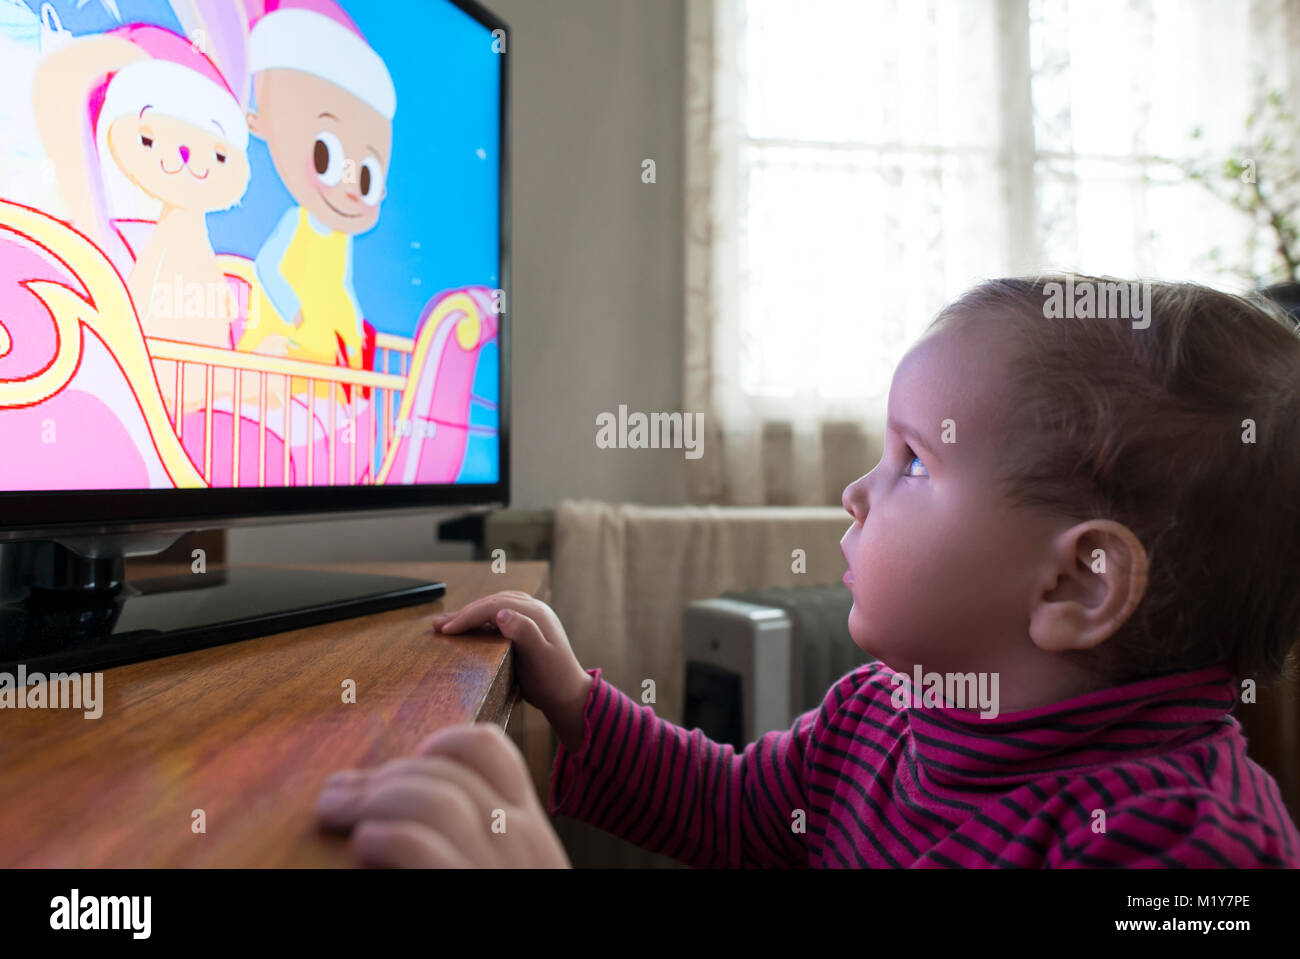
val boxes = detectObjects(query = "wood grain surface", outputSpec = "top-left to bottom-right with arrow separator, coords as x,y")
0,560 -> 548,867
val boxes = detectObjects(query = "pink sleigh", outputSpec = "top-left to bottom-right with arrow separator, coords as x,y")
117,217 -> 381,487
0,213 -> 175,489
174,390 -> 377,487
0,200 -> 495,491
378,287 -> 499,485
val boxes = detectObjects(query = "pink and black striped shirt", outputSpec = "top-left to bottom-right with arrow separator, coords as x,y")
548,661 -> 1300,867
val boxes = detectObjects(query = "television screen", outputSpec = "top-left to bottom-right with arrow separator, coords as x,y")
0,0 -> 503,492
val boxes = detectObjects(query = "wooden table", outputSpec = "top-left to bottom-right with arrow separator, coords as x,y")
0,560 -> 550,867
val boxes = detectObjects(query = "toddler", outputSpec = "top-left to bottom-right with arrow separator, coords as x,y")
319,275 -> 1300,867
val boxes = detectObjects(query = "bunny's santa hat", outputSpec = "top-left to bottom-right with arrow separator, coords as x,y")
93,24 -> 249,152
87,23 -> 250,263
247,0 -> 396,119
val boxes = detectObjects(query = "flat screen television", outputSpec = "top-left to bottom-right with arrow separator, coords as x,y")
0,0 -> 510,673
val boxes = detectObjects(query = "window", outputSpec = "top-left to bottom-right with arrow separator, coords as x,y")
718,0 -> 1291,405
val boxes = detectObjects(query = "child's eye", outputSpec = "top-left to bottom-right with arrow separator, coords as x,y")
215,150 -> 226,164
140,135 -> 153,148
902,450 -> 928,477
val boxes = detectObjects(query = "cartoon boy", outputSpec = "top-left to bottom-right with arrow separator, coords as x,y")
239,2 -> 395,390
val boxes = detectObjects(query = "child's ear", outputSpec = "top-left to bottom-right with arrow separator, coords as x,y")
1028,520 -> 1149,654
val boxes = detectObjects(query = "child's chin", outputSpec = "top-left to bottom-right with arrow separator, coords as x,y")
852,639 -> 885,665
848,615 -> 903,668
846,611 -> 878,657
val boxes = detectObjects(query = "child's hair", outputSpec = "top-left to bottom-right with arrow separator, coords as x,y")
935,275 -> 1300,686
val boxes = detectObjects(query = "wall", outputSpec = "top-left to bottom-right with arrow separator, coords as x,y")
496,0 -> 688,509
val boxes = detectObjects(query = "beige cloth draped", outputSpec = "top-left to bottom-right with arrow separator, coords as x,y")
551,500 -> 851,725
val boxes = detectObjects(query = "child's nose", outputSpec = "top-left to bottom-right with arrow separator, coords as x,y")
179,145 -> 191,165
842,476 -> 868,522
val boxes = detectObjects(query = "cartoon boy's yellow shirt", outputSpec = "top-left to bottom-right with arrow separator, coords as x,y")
242,207 -> 364,401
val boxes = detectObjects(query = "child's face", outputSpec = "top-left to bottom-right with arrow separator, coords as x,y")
840,316 -> 1062,677
249,69 -> 391,235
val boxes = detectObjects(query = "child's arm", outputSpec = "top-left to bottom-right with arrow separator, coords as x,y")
548,666 -> 818,868
433,593 -> 821,868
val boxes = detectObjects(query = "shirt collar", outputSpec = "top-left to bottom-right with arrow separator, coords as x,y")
306,210 -> 333,236
900,663 -> 1237,789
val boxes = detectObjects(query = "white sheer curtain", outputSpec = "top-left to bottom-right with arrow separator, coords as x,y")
685,0 -> 1300,505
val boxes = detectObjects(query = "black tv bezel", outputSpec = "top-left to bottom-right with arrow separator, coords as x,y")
0,0 -> 512,538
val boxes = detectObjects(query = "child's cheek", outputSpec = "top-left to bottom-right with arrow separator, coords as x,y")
849,518 -> 948,664
846,535 -> 900,651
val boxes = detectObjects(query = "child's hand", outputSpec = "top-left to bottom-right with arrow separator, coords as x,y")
432,591 -> 593,753
316,723 -> 569,868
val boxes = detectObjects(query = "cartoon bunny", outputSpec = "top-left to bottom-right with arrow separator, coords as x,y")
33,1 -> 252,351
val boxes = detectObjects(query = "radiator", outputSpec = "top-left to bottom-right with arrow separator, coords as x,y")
682,584 -> 872,747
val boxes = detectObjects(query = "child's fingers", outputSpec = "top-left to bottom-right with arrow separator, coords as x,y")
494,608 -> 549,650
319,756 -> 500,830
432,592 -> 548,635
318,773 -> 495,863
431,606 -> 486,633
414,723 -> 536,809
431,608 -> 489,632
439,592 -> 536,627
351,819 -> 474,868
